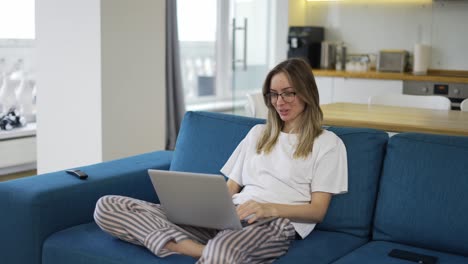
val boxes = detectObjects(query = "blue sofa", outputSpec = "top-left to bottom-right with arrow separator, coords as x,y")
1,111 -> 467,264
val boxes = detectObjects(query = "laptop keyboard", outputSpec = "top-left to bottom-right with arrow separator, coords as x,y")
240,220 -> 251,227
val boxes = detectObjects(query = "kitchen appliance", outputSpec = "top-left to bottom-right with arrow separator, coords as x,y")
335,43 -> 347,71
413,44 -> 431,75
377,50 -> 409,73
287,26 -> 324,68
320,41 -> 337,69
403,80 -> 468,110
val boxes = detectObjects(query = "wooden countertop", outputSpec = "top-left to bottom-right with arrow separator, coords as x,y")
313,69 -> 468,84
321,103 -> 468,136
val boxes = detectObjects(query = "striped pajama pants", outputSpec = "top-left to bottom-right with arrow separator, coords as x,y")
94,195 -> 296,264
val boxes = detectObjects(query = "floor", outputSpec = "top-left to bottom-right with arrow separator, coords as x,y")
0,170 -> 37,182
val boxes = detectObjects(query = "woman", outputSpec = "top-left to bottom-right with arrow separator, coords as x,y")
94,58 -> 347,263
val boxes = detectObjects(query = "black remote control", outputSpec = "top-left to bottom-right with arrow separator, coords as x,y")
388,249 -> 438,264
65,169 -> 88,180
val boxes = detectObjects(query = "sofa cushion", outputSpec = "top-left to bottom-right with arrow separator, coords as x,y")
275,230 -> 367,264
332,241 -> 468,264
43,223 -> 366,264
373,133 -> 468,256
169,111 -> 265,175
43,222 -> 196,264
318,127 -> 388,238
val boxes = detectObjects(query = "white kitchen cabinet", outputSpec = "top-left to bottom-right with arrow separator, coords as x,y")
0,137 -> 36,167
0,124 -> 37,175
332,78 -> 403,104
315,77 -> 334,105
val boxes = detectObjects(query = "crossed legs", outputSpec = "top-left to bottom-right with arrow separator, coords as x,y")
94,195 -> 295,263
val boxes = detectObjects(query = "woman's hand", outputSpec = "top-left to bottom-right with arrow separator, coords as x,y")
236,200 -> 278,224
236,192 -> 332,224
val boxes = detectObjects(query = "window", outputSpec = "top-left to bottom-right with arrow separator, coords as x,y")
177,0 -> 218,107
177,0 -> 283,113
0,0 -> 35,40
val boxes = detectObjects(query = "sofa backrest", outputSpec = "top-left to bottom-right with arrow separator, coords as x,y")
373,133 -> 468,256
317,127 -> 388,238
170,111 -> 265,174
171,111 -> 388,238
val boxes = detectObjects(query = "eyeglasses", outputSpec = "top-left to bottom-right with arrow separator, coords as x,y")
265,91 -> 296,103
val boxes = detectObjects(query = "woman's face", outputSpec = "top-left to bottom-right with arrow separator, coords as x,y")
269,72 -> 305,132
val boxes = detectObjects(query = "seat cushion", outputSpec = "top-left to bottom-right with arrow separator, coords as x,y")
44,223 -> 366,264
332,241 -> 468,264
43,222 -> 196,264
373,133 -> 468,256
275,230 -> 368,264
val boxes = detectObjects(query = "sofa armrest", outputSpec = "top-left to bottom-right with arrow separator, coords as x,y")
0,150 -> 172,264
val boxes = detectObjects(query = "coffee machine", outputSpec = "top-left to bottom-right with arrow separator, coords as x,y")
287,26 -> 324,68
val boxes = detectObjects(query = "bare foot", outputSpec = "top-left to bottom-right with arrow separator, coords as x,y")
164,239 -> 205,258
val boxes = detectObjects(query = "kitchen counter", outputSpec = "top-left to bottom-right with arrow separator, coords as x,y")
313,69 -> 468,84
321,103 -> 468,136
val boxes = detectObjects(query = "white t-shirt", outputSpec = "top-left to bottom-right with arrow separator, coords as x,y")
220,124 -> 348,238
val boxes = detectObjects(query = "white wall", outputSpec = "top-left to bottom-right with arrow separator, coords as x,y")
300,1 -> 468,70
101,0 -> 165,161
431,2 -> 468,70
269,0 -> 289,68
36,0 -> 103,173
36,0 -> 165,173
288,0 -> 307,26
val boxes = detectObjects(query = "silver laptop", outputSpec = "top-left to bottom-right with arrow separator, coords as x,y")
148,169 -> 276,230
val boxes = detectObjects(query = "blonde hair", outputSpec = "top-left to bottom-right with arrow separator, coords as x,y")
256,58 -> 323,159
